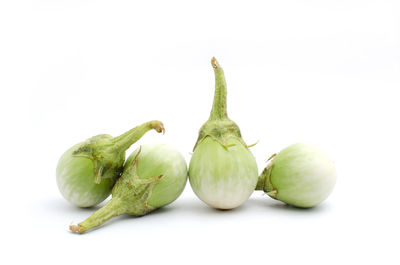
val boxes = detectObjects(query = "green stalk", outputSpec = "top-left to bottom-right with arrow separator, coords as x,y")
193,58 -> 244,150
72,120 -> 165,184
70,149 -> 162,234
112,120 -> 165,150
70,198 -> 124,234
209,57 -> 228,121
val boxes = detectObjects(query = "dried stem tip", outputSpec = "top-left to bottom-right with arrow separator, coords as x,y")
69,224 -> 85,234
211,57 -> 220,68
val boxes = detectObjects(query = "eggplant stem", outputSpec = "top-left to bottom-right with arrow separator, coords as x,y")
113,120 -> 165,150
209,57 -> 228,121
70,198 -> 123,234
69,224 -> 85,234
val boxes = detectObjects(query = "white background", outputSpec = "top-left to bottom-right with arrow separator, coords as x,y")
1,0 -> 399,264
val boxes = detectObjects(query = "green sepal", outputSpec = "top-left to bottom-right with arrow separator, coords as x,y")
256,159 -> 276,199
246,141 -> 259,148
266,190 -> 278,199
70,147 -> 164,234
193,58 -> 248,151
71,121 -> 165,185
73,134 -> 124,184
254,153 -> 278,193
112,147 -> 163,216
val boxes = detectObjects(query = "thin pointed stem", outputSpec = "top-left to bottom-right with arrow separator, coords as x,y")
70,198 -> 124,234
112,120 -> 165,151
209,57 -> 228,121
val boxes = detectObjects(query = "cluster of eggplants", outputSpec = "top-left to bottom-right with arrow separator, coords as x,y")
57,121 -> 188,233
57,57 -> 336,234
189,58 -> 336,209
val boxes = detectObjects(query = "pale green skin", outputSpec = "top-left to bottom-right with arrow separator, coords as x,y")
189,58 -> 258,210
268,143 -> 336,208
57,121 -> 165,209
189,137 -> 258,209
70,142 -> 188,233
126,143 -> 188,208
56,142 -> 115,208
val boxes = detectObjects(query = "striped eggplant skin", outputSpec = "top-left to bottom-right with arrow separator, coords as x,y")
189,137 -> 258,209
125,143 -> 188,208
257,143 -> 336,208
188,58 -> 258,210
56,120 -> 165,208
56,142 -> 115,208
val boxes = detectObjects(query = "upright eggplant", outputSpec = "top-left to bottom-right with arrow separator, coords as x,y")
189,58 -> 258,209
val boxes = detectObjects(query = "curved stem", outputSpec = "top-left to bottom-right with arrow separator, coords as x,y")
112,120 -> 165,151
70,198 -> 124,234
209,57 -> 228,121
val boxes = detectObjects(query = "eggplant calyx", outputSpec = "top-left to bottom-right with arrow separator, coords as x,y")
193,119 -> 245,151
73,135 -> 123,184
70,148 -> 163,234
72,121 -> 165,184
113,148 -> 163,216
256,161 -> 276,197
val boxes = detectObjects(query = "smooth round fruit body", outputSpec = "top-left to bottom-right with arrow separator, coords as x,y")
189,137 -> 258,209
270,143 -> 336,208
56,143 -> 115,207
126,143 -> 188,208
